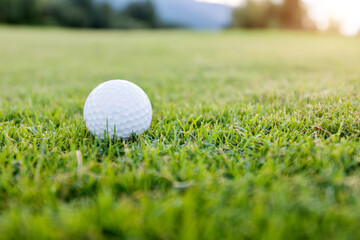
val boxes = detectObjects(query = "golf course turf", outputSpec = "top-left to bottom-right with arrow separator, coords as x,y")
0,26 -> 360,239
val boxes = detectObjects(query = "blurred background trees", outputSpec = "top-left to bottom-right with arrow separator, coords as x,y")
0,0 -> 41,24
0,0 -> 162,29
232,0 -> 316,30
232,0 -> 279,29
0,0 -> 317,31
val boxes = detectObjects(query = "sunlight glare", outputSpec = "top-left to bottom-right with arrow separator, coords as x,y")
303,0 -> 360,36
198,0 -> 360,36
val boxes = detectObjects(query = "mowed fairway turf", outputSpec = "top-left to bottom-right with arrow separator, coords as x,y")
1,26 -> 360,239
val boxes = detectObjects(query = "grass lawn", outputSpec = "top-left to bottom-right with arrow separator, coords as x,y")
1,26 -> 360,239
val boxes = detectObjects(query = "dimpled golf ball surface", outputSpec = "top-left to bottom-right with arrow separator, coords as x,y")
84,80 -> 152,140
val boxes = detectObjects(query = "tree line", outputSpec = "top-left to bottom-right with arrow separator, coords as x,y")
232,0 -> 316,30
0,0 -> 316,31
0,0 -> 162,29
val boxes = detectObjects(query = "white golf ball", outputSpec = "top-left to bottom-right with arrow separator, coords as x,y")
83,80 -> 152,140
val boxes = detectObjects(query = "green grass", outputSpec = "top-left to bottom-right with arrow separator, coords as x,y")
1,26 -> 360,239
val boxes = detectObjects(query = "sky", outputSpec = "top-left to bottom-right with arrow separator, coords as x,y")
196,0 -> 360,35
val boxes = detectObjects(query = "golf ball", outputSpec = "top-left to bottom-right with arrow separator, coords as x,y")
83,80 -> 152,140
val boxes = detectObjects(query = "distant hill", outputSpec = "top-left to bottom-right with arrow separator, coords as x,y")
97,0 -> 233,29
